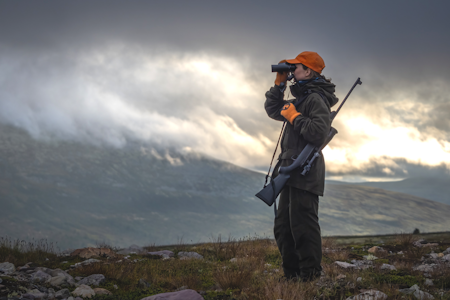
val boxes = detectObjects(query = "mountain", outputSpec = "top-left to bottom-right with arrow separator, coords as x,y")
1,123 -> 449,249
352,178 -> 450,206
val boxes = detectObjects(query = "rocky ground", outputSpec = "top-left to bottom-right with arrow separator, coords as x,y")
1,234 -> 450,300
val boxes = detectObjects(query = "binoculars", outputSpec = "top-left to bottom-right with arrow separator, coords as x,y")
271,62 -> 297,73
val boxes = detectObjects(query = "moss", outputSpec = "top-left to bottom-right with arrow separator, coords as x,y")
372,272 -> 422,286
264,251 -> 282,266
203,289 -> 238,300
375,258 -> 389,264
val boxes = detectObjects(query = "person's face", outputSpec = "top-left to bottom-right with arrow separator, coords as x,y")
293,64 -> 312,81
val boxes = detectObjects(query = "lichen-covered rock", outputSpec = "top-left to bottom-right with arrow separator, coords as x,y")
346,289 -> 387,300
399,284 -> 434,300
93,288 -> 112,295
31,270 -> 52,283
368,246 -> 385,254
25,289 -> 47,300
335,261 -> 358,269
72,285 -> 95,298
413,239 -> 438,248
70,247 -> 116,259
73,259 -> 101,267
0,262 -> 15,274
380,263 -> 396,271
413,264 -> 437,273
148,250 -> 174,258
55,288 -> 71,299
77,274 -> 105,286
141,289 -> 204,300
178,252 -> 203,260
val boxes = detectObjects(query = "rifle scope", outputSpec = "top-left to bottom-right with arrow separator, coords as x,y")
271,62 -> 296,73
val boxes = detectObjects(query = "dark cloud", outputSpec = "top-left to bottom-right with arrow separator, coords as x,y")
0,0 -> 449,175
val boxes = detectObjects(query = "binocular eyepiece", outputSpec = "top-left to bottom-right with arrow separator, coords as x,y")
271,62 -> 296,73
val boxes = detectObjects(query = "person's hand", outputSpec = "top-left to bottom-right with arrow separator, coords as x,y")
274,59 -> 288,86
280,103 -> 301,124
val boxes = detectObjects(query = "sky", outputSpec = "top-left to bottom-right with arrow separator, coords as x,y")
1,0 -> 450,181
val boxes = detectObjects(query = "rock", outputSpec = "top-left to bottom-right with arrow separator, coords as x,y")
351,260 -> 373,270
22,294 -> 35,300
368,246 -> 384,253
413,264 -> 437,273
55,289 -> 71,299
31,270 -> 52,283
380,263 -> 396,271
442,254 -> 450,261
335,261 -> 358,269
148,250 -> 174,258
117,244 -> 144,255
70,247 -> 116,259
178,252 -> 203,260
363,254 -> 378,261
140,289 -> 205,300
413,240 -> 439,248
230,258 -> 237,262
26,289 -> 47,300
113,284 -> 118,289
47,275 -> 67,287
357,277 -> 362,282
336,274 -> 346,280
399,284 -> 434,299
0,262 -> 15,274
425,279 -> 434,286
346,289 -> 387,300
46,269 -> 76,287
139,278 -> 151,289
47,288 -> 55,299
93,288 -> 112,295
73,259 -> 101,267
437,253 -> 444,258
77,274 -> 105,286
72,285 -> 95,298
443,247 -> 450,254
68,297 -> 74,300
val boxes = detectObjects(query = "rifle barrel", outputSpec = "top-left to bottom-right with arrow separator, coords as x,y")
333,77 -> 362,118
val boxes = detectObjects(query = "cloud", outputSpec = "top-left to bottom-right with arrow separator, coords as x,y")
0,45 -> 276,168
1,0 -> 450,179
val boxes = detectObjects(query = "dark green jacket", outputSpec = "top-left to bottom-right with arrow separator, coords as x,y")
264,79 -> 339,196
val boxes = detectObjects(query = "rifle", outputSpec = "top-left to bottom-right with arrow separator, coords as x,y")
255,77 -> 362,206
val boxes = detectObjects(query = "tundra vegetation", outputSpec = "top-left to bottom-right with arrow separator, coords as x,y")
1,232 -> 450,300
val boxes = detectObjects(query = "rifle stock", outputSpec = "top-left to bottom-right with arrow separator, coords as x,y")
255,132 -> 333,206
255,173 -> 290,206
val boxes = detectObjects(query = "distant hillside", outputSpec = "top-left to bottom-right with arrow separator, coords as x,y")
326,178 -> 450,205
1,123 -> 450,249
353,178 -> 450,205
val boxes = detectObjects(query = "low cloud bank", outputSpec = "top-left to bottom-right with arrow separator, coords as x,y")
0,45 -> 449,179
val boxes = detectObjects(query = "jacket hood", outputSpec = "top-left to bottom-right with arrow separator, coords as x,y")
290,78 -> 339,108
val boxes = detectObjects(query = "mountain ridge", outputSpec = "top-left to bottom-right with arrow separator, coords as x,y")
1,123 -> 449,249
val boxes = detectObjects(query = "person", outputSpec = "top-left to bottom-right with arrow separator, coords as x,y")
264,51 -> 338,282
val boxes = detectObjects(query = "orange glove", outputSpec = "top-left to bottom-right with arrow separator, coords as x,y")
280,103 -> 301,124
274,59 -> 288,86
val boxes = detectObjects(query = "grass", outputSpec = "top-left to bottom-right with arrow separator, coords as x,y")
1,232 -> 450,300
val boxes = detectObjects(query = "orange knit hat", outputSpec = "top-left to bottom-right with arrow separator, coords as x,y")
286,51 -> 325,74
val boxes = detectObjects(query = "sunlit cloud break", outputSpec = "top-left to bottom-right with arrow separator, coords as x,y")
0,45 -> 449,177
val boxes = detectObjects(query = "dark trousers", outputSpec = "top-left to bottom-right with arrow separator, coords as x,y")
274,186 -> 322,279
